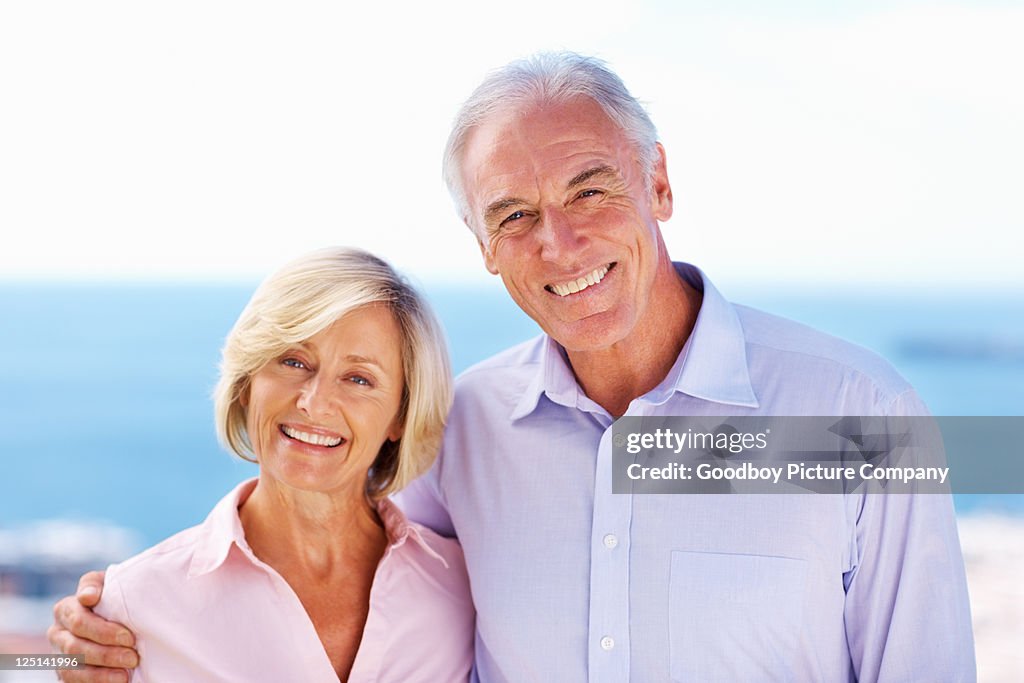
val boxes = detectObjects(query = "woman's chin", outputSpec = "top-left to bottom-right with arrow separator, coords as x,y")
257,462 -> 364,499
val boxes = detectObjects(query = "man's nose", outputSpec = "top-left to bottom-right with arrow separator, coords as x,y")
536,207 -> 586,261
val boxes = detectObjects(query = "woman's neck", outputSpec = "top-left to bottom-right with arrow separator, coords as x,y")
238,476 -> 388,578
238,476 -> 389,680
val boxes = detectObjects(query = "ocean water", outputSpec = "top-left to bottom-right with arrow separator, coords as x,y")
0,282 -> 1022,547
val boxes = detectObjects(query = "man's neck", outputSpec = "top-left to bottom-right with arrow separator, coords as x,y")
565,264 -> 702,417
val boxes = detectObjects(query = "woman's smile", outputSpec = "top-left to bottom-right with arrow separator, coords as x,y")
280,424 -> 346,448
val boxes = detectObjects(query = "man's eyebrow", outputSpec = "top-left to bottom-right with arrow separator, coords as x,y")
481,165 -> 618,224
484,197 -> 527,224
567,164 -> 618,190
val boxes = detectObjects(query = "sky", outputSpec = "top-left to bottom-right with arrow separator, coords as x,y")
1,0 -> 1021,287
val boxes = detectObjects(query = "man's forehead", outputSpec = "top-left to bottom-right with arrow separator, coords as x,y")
462,105 -> 631,193
471,155 -> 626,218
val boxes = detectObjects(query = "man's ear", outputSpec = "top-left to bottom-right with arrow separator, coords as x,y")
650,142 -> 673,222
478,238 -> 499,275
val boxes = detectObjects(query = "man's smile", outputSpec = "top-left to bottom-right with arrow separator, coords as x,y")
545,262 -> 616,297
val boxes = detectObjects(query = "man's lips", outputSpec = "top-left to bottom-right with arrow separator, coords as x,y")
545,263 -> 615,297
279,424 -> 346,448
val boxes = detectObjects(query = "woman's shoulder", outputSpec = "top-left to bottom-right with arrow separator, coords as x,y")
367,500 -> 475,682
94,523 -> 208,633
405,519 -> 464,561
105,524 -> 205,585
377,498 -> 471,602
103,480 -> 257,602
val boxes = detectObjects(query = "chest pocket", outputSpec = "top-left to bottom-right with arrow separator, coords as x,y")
669,550 -> 808,682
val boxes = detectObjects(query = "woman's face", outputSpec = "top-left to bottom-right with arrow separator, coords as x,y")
243,305 -> 406,497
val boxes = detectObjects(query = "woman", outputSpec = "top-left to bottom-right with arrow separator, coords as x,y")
94,247 -> 474,681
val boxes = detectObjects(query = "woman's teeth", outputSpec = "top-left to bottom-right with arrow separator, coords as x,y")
281,425 -> 343,447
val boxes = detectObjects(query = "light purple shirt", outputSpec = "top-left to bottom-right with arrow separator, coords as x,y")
396,263 -> 975,682
97,478 -> 474,682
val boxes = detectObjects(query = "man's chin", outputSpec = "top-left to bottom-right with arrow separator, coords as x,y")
544,311 -> 634,355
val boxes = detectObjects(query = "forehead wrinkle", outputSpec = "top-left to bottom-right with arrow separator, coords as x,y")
468,106 -> 626,225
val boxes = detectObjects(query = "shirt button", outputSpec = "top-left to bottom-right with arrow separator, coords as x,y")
600,636 -> 615,651
602,534 -> 618,549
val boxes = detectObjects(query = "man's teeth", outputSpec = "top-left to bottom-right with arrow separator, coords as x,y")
282,426 -> 343,447
549,265 -> 610,297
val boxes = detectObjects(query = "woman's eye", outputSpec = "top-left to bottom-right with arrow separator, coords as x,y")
348,375 -> 372,387
282,358 -> 307,369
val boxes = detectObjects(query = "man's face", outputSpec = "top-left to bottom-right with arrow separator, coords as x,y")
459,97 -> 673,353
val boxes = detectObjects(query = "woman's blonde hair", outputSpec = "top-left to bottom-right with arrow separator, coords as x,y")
212,246 -> 452,500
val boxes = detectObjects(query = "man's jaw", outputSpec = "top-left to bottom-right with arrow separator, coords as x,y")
545,263 -> 616,298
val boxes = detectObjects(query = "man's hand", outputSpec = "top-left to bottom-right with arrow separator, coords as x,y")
47,571 -> 139,683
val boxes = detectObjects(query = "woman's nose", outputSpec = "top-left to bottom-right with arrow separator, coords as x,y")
295,375 -> 338,418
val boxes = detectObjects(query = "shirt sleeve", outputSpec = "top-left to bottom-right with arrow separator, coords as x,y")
843,390 -> 976,682
94,564 -> 144,683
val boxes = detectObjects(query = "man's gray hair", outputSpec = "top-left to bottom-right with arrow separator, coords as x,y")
442,51 -> 659,235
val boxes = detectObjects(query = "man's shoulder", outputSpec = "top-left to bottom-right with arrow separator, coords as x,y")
734,303 -> 916,406
454,335 -> 544,393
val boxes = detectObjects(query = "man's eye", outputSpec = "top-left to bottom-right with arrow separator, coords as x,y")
578,189 -> 602,199
500,210 -> 525,227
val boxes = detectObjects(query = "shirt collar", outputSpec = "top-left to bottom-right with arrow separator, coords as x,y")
375,497 -> 451,568
659,263 -> 759,408
510,262 -> 758,421
510,336 -> 581,420
188,478 -> 256,578
188,478 -> 450,578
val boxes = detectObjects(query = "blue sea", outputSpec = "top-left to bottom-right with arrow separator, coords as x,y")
1,282 -> 1022,547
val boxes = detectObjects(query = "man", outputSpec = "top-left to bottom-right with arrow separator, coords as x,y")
50,52 -> 974,681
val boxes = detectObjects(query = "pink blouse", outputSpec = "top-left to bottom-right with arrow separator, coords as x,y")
97,479 -> 474,682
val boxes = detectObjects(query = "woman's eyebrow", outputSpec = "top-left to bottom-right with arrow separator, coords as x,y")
293,343 -> 382,370
344,354 -> 385,369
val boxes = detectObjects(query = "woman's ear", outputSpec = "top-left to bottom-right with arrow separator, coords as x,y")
387,415 -> 405,443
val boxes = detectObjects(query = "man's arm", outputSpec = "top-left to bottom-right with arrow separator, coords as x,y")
47,571 -> 139,683
845,490 -> 975,680
844,393 -> 976,681
392,453 -> 455,537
